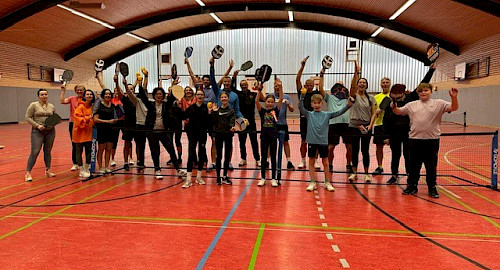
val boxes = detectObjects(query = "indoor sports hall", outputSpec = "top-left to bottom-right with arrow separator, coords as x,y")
0,1 -> 499,269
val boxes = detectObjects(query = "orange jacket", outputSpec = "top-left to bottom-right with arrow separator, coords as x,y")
72,101 -> 94,143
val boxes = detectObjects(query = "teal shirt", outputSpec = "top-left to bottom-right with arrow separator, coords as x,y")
324,93 -> 350,125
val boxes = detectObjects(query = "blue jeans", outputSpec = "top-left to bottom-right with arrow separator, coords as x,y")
27,128 -> 55,172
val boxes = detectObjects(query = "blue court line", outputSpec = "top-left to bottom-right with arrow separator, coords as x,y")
196,171 -> 257,270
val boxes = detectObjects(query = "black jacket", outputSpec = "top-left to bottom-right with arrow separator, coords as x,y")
138,86 -> 176,130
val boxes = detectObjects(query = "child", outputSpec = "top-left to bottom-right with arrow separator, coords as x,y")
392,83 -> 458,198
299,94 -> 352,191
255,79 -> 283,187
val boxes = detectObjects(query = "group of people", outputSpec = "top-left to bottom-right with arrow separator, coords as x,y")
24,54 -> 458,198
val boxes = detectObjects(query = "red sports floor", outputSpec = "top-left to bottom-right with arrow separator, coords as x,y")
0,121 -> 499,269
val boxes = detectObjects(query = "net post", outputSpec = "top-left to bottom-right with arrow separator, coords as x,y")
277,130 -> 285,185
492,130 -> 498,190
463,111 -> 467,127
90,127 -> 98,173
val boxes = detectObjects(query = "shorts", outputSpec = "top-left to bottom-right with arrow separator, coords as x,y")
308,144 -> 328,158
96,126 -> 115,143
276,124 -> 290,141
300,117 -> 307,140
122,125 -> 135,141
373,125 -> 388,145
328,123 -> 351,145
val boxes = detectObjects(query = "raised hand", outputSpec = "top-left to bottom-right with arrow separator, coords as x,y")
301,56 -> 310,66
229,59 -> 234,68
449,88 -> 458,98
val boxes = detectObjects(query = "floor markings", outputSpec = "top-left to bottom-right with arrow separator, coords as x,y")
317,207 -> 323,212
339,259 -> 350,268
322,223 -> 328,227
331,245 -> 340,252
438,185 -> 462,199
319,214 -> 325,220
326,233 -> 333,240
316,201 -> 321,205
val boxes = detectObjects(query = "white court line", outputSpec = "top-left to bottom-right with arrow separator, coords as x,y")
317,207 -> 323,212
326,233 -> 333,240
322,223 -> 328,227
316,201 -> 321,205
314,195 -> 320,199
319,214 -> 325,220
438,185 -> 462,199
313,190 -> 318,194
339,259 -> 350,268
331,245 -> 340,252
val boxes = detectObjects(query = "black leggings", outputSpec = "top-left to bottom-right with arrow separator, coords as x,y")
135,125 -> 148,167
260,137 -> 277,179
69,122 -> 77,164
238,122 -> 260,161
75,142 -> 92,166
350,127 -> 371,169
389,132 -> 409,175
187,133 -> 207,172
215,133 -> 233,179
147,130 -> 179,171
407,139 -> 440,189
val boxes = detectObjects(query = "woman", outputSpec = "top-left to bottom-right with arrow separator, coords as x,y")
73,90 -> 95,178
348,78 -> 376,183
93,89 -> 118,174
25,89 -> 57,182
171,86 -> 196,166
60,82 -> 86,171
181,89 -> 210,188
211,91 -> 236,185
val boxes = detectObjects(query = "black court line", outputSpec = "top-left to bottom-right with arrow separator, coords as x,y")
352,184 -> 492,270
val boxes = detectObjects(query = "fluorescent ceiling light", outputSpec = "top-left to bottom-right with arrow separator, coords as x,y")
285,0 -> 291,3
371,27 -> 384,37
194,0 -> 206,6
56,4 -> 114,29
210,13 -> 223,24
389,0 -> 417,20
288,11 -> 294,22
126,33 -> 149,43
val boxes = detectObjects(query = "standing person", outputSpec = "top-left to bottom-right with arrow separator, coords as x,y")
273,78 -> 295,170
109,91 -> 124,167
211,91 -> 237,185
392,84 -> 458,198
296,56 -> 321,169
60,82 -> 86,171
348,76 -> 377,183
372,77 -> 392,175
181,89 -> 210,188
25,89 -> 57,182
168,86 -> 196,167
231,70 -> 260,167
318,63 -> 359,173
93,89 -> 118,174
299,93 -> 352,191
72,90 -> 95,178
255,79 -> 283,187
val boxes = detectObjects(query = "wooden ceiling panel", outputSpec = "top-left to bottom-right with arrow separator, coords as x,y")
293,0 -> 407,19
218,11 -> 286,22
377,27 -> 430,54
80,34 -> 141,60
134,14 -> 215,39
296,13 -> 378,34
0,0 -> 38,17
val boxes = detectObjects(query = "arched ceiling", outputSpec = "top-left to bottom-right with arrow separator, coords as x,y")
1,0 -> 500,67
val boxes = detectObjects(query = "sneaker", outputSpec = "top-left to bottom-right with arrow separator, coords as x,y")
329,164 -> 333,172
137,166 -> 145,173
105,168 -> 112,174
196,177 -> 206,185
258,178 -> 266,186
124,164 -> 130,171
346,164 -> 353,174
110,160 -> 117,167
129,160 -> 135,165
324,182 -> 335,192
155,170 -> 163,180
166,160 -> 173,166
365,174 -> 372,183
428,187 -> 440,198
314,162 -> 321,170
239,159 -> 247,166
271,179 -> 278,187
306,182 -> 317,191
287,161 -> 295,170
99,169 -> 106,175
182,180 -> 193,188
402,185 -> 418,195
207,163 -> 216,172
25,173 -> 33,182
216,177 -> 222,185
45,170 -> 56,178
228,163 -> 234,171
71,164 -> 79,171
222,176 -> 232,185
256,160 -> 261,167
372,167 -> 383,175
177,169 -> 187,177
348,173 -> 358,182
386,176 -> 399,184
298,161 -> 306,169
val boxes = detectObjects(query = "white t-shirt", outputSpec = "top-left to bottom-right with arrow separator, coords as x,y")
398,99 -> 451,139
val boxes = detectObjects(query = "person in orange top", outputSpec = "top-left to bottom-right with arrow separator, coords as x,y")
73,90 -> 96,178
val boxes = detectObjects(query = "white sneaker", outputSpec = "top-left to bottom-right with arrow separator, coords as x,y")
79,167 -> 86,178
271,179 -> 278,187
155,171 -> 163,179
71,164 -> 79,171
298,161 -> 306,169
110,160 -> 116,167
129,160 -> 135,165
348,173 -> 358,182
256,160 -> 261,167
182,180 -> 192,188
239,159 -> 247,166
324,182 -> 335,192
99,169 -> 106,175
177,169 -> 187,177
306,182 -> 317,191
258,179 -> 266,186
196,177 -> 206,185
314,162 -> 321,169
365,174 -> 372,183
105,168 -> 112,174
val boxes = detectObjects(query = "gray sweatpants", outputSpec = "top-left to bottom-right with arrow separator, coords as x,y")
27,128 -> 55,172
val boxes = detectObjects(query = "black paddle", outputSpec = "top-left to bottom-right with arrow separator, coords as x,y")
211,45 -> 224,59
44,113 -> 62,128
427,43 -> 439,63
255,64 -> 272,83
184,46 -> 193,58
240,61 -> 253,71
171,64 -> 178,81
119,62 -> 129,78
62,70 -> 73,83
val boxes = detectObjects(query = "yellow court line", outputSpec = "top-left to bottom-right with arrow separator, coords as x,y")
0,168 -> 71,192
440,176 -> 500,208
443,144 -> 491,184
15,211 -> 500,239
0,178 -> 134,240
446,155 -> 490,174
0,174 -> 78,201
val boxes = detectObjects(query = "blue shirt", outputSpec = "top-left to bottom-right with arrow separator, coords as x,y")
210,66 -> 242,118
324,93 -> 350,125
203,86 -> 216,104
273,93 -> 292,125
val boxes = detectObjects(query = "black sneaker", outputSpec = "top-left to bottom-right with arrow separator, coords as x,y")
402,185 -> 418,195
287,161 -> 295,170
124,164 -> 130,171
386,176 -> 398,184
372,167 -> 384,175
166,160 -> 173,166
428,187 -> 440,198
346,164 -> 353,174
216,177 -> 222,185
222,176 -> 232,185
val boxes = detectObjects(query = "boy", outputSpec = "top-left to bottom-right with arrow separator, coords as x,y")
392,83 -> 458,198
299,94 -> 352,191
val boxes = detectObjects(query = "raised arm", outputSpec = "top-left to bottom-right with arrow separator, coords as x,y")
209,57 -> 221,96
114,74 -> 124,100
142,67 -> 149,90
217,59 -> 234,88
447,88 -> 459,112
296,56 -> 309,93
349,61 -> 360,97
276,78 -> 284,110
184,58 -> 198,85
231,70 -> 240,92
60,81 -> 71,104
319,67 -> 326,97
96,71 -> 106,90
255,84 -> 263,111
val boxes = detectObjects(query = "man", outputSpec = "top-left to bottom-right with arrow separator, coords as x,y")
372,77 -> 391,175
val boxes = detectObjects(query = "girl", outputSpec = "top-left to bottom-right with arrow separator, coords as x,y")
211,91 -> 236,185
182,89 -> 210,188
73,90 -> 95,178
255,80 -> 283,187
93,89 -> 118,174
25,89 -> 57,182
348,77 -> 377,183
